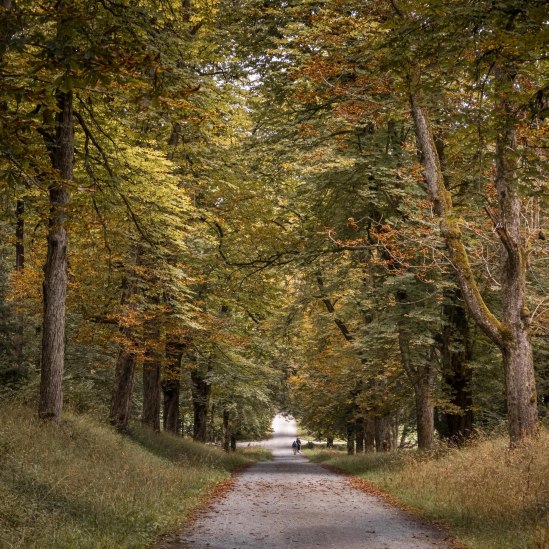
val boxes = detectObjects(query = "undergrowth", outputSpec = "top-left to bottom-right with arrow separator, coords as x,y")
308,432 -> 549,549
0,401 -> 263,548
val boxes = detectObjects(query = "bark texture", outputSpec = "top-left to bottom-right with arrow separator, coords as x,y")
222,409 -> 230,452
191,365 -> 211,441
441,289 -> 474,443
14,199 -> 24,369
109,272 -> 138,431
374,416 -> 392,452
163,343 -> 183,433
346,422 -> 355,455
399,328 -> 435,451
142,362 -> 161,431
493,66 -> 538,443
38,90 -> 73,421
355,417 -> 365,454
163,377 -> 180,432
141,316 -> 162,431
109,346 -> 137,431
364,418 -> 376,452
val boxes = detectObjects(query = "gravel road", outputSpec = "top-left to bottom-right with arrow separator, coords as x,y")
161,415 -> 453,549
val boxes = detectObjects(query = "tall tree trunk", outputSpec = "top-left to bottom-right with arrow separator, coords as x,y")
374,416 -> 392,452
222,409 -> 230,452
109,345 -> 137,432
346,421 -> 355,455
392,412 -> 400,450
38,90 -> 72,422
163,376 -> 180,433
414,366 -> 435,450
355,416 -> 365,454
14,199 -> 24,370
142,362 -> 161,431
441,288 -> 474,443
364,417 -> 376,452
141,316 -> 162,431
209,402 -> 216,442
407,61 -> 538,444
190,365 -> 211,442
398,312 -> 435,450
494,66 -> 537,443
109,271 -> 138,431
163,342 -> 183,433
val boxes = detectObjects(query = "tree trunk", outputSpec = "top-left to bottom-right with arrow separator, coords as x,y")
190,365 -> 211,442
392,412 -> 400,451
230,435 -> 236,451
414,367 -> 435,450
398,324 -> 435,450
374,416 -> 392,452
364,417 -> 376,452
355,416 -> 365,454
504,329 -> 537,443
14,199 -> 24,370
222,409 -> 230,452
141,316 -> 162,431
441,289 -> 474,444
38,90 -> 72,422
109,346 -> 136,431
109,270 -> 138,431
346,421 -> 355,455
163,377 -> 180,433
163,343 -> 183,433
494,67 -> 538,444
408,64 -> 538,444
142,362 -> 161,431
209,402 -> 216,443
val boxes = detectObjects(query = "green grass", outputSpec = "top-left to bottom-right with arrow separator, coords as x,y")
0,401 -> 267,548
307,432 -> 549,549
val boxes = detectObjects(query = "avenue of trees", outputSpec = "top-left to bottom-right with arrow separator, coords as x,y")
0,0 -> 547,451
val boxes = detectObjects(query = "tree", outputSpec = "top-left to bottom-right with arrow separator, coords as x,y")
257,0 -> 547,446
389,0 -> 544,443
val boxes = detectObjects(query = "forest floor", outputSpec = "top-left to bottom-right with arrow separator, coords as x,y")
158,415 -> 454,549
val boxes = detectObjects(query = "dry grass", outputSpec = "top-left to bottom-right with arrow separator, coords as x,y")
0,401 -> 257,548
308,432 -> 549,549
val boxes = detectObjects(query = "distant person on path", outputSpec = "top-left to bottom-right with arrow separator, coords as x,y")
292,440 -> 297,455
296,437 -> 302,454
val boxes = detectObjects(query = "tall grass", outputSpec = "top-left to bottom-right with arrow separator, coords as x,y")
0,401 -> 259,548
308,432 -> 549,548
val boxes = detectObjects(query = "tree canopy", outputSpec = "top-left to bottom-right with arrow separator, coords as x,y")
0,0 -> 547,449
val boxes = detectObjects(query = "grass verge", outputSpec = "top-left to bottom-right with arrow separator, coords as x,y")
0,401 -> 267,548
307,432 -> 549,549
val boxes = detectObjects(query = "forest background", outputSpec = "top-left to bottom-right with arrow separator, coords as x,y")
0,0 -> 548,528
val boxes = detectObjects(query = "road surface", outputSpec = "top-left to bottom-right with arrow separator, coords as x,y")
161,414 -> 452,549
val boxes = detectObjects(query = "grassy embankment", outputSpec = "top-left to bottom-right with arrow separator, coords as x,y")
0,401 -> 270,548
307,431 -> 549,549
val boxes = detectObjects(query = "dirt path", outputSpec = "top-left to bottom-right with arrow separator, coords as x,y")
162,415 -> 452,549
